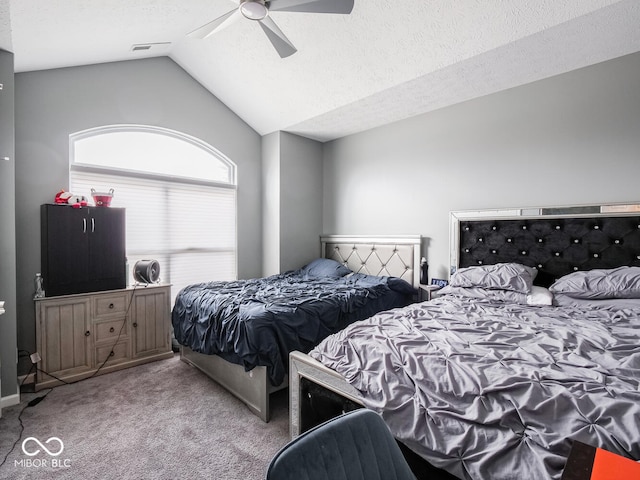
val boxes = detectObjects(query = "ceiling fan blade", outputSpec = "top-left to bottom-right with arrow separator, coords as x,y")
268,0 -> 354,14
188,8 -> 240,39
258,16 -> 297,58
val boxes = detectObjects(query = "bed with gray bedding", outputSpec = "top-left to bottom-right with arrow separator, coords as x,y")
290,205 -> 640,479
309,275 -> 640,479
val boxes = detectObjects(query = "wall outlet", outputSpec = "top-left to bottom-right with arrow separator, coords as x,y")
30,352 -> 42,364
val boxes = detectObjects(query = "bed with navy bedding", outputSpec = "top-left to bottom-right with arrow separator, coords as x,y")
174,234 -> 421,422
172,263 -> 416,387
289,204 -> 640,479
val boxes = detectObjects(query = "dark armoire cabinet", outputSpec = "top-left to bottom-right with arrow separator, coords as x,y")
41,204 -> 126,297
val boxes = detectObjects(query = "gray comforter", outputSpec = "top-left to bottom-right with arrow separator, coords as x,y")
309,295 -> 640,479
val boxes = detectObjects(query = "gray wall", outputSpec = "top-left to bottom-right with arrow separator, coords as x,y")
14,57 -> 262,373
0,49 -> 17,401
279,132 -> 323,272
262,131 -> 323,275
323,52 -> 640,280
262,132 -> 281,276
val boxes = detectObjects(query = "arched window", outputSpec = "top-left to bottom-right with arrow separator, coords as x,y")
70,125 -> 237,301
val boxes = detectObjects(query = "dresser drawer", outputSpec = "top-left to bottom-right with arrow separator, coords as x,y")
95,341 -> 130,366
94,319 -> 127,343
94,293 -> 129,318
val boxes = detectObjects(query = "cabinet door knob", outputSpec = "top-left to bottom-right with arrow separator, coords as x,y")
109,303 -> 114,309
133,322 -> 138,328
85,331 -> 90,336
109,327 -> 115,333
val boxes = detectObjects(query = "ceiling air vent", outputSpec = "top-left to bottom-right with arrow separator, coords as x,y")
130,42 -> 171,52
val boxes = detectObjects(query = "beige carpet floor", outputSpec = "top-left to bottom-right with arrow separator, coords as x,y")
0,354 -> 290,479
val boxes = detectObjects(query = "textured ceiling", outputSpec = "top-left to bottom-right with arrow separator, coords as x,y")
5,0 -> 640,142
0,0 -> 11,52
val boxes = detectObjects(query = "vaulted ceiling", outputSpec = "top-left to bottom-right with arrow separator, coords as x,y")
2,0 -> 640,141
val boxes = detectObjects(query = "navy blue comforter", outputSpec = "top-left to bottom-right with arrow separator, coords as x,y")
172,271 -> 416,385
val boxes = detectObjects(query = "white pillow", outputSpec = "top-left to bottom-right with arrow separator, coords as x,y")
526,286 -> 554,306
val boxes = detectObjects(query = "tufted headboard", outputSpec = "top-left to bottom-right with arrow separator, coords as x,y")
450,203 -> 640,288
321,235 -> 421,287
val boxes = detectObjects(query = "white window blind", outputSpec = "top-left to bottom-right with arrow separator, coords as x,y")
69,126 -> 237,303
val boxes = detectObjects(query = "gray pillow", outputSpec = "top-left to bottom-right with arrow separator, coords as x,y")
549,266 -> 640,299
553,293 -> 640,310
300,258 -> 351,279
449,263 -> 538,294
439,285 -> 529,304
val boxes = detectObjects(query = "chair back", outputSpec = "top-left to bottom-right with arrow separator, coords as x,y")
266,409 -> 417,480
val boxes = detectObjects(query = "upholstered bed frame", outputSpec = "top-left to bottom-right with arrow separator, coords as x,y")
289,203 -> 640,444
451,204 -> 640,286
321,234 -> 421,286
180,234 -> 421,422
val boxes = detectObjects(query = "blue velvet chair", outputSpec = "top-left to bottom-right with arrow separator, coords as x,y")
266,409 -> 417,480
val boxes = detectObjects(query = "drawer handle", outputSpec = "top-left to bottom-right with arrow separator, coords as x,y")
85,331 -> 90,337
109,303 -> 114,309
109,327 -> 115,333
133,322 -> 138,328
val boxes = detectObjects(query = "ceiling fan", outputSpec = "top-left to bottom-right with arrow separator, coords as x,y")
188,0 -> 355,58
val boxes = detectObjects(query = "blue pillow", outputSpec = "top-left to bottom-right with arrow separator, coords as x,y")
300,258 -> 351,278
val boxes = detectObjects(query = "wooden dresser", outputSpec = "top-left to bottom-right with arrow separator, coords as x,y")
34,284 -> 172,390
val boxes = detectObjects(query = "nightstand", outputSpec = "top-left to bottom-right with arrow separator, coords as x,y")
419,285 -> 441,302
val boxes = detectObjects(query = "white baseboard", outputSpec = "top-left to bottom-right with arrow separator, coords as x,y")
0,374 -> 34,411
1,392 -> 20,410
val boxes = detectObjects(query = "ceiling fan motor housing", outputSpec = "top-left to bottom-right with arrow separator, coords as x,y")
240,0 -> 268,20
